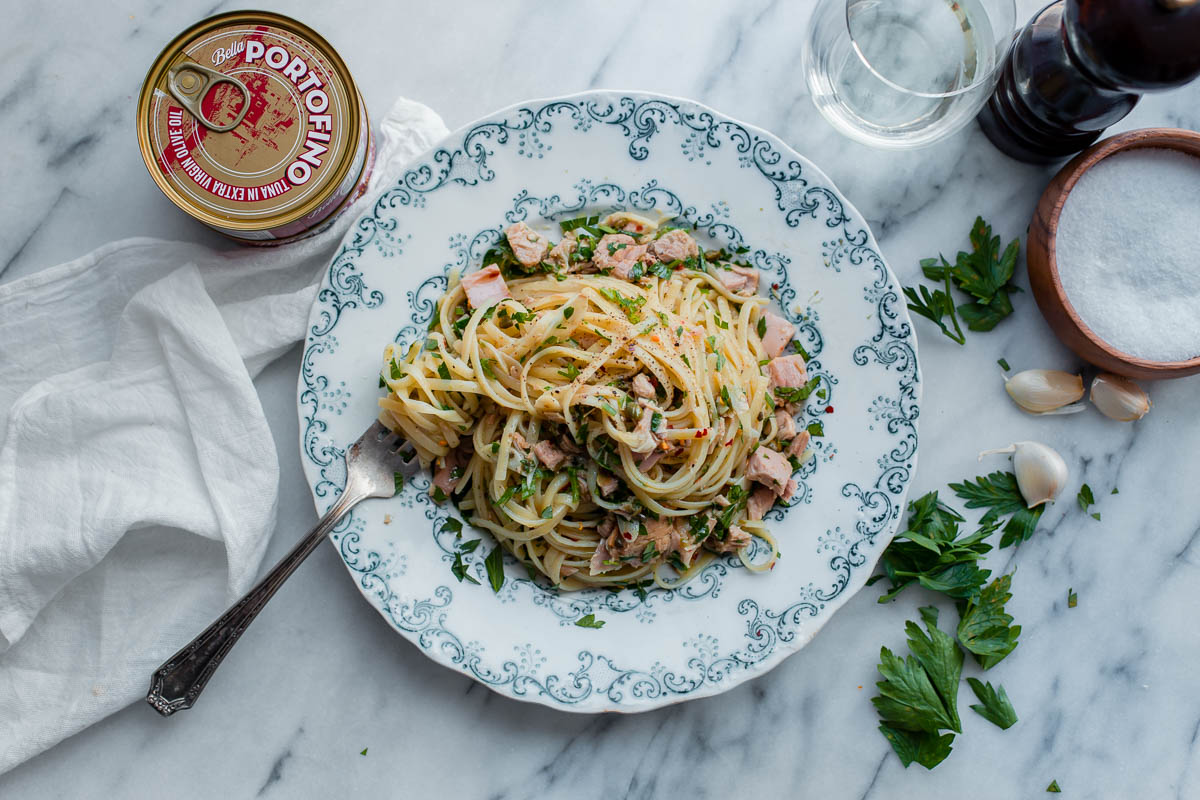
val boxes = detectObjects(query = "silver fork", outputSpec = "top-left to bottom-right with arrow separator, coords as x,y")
147,421 -> 420,716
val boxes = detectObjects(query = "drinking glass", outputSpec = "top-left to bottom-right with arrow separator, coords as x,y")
804,0 -> 1016,148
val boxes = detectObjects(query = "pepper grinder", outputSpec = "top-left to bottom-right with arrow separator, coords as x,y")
977,0 -> 1200,163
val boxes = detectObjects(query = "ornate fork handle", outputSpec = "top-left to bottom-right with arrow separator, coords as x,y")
147,484 -> 368,716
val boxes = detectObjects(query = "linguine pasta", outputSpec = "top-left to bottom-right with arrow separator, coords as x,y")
378,213 -> 815,590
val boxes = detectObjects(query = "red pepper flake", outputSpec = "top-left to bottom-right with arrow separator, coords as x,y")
695,428 -> 709,439
825,405 -> 834,414
724,440 -> 733,447
771,283 -> 779,290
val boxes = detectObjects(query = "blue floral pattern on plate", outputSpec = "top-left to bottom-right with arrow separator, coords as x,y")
297,91 -> 920,712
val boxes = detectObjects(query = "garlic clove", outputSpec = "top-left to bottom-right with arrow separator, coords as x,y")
979,441 -> 1068,508
1090,373 -> 1151,422
1003,369 -> 1085,414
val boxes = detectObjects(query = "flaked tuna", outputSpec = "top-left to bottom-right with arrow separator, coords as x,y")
504,221 -> 549,267
649,230 -> 699,263
759,311 -> 795,358
461,265 -> 511,309
533,439 -> 566,470
768,354 -> 809,390
593,233 -> 650,279
746,446 -> 794,497
716,266 -> 759,295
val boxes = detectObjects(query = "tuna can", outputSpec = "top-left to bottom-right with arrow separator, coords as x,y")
136,11 -> 374,245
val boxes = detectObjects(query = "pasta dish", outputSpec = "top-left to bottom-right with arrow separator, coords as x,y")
377,213 -> 816,590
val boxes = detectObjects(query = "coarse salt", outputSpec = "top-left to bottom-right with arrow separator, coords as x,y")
1056,148 -> 1200,363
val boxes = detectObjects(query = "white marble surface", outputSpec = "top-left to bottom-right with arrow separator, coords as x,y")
3,0 -> 1200,797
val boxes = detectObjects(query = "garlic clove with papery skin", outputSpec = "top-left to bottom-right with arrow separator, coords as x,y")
1003,370 -> 1085,414
979,441 -> 1069,508
1090,373 -> 1151,421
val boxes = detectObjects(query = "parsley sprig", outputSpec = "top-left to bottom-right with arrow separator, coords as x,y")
866,492 -> 994,603
967,678 -> 1018,729
870,471 -> 1035,771
903,217 -> 1021,344
949,471 -> 1044,548
873,607 -> 962,769
956,574 -> 1021,669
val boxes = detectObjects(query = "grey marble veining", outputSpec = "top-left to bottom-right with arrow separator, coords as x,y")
2,0 -> 1200,797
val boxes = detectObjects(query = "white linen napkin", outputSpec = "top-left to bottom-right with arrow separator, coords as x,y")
0,97 -> 449,773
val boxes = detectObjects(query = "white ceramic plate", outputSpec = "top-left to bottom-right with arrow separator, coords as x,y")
297,91 -> 921,712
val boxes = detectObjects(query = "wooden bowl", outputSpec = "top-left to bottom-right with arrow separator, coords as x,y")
1027,127 -> 1200,379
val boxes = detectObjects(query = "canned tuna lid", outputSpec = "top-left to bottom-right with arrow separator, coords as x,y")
137,11 -> 367,235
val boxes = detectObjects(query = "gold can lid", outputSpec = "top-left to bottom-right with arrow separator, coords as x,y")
137,11 -> 364,232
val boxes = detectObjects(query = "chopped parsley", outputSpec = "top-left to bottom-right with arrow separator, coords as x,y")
480,358 -> 498,379
437,362 -> 452,380
774,376 -> 821,406
967,678 -> 1018,729
451,550 -> 480,585
567,467 -> 581,504
559,214 -> 599,234
757,316 -> 767,338
598,287 -> 646,323
485,545 -> 505,592
1068,588 -> 1077,608
806,421 -> 825,437
575,613 -> 605,629
393,472 -> 405,494
439,518 -> 463,537
997,357 -> 1011,371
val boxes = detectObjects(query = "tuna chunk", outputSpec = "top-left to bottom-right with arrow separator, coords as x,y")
774,409 -> 797,439
716,266 -> 759,295
746,486 -> 777,521
649,230 -> 699,263
638,449 -> 663,472
768,354 -> 809,390
787,430 -> 811,459
708,525 -> 753,554
645,518 -> 679,557
504,221 -> 549,267
461,265 -> 511,309
431,446 -> 469,498
626,402 -> 660,454
546,238 -> 576,271
759,311 -> 795,358
533,439 -> 566,469
597,472 -> 620,497
593,233 -> 651,279
632,373 -> 656,398
589,535 -> 618,575
746,447 -> 794,497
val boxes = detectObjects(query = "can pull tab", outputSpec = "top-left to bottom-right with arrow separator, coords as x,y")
166,62 -> 250,133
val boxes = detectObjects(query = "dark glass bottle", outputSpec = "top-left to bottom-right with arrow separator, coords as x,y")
977,0 -> 1200,163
